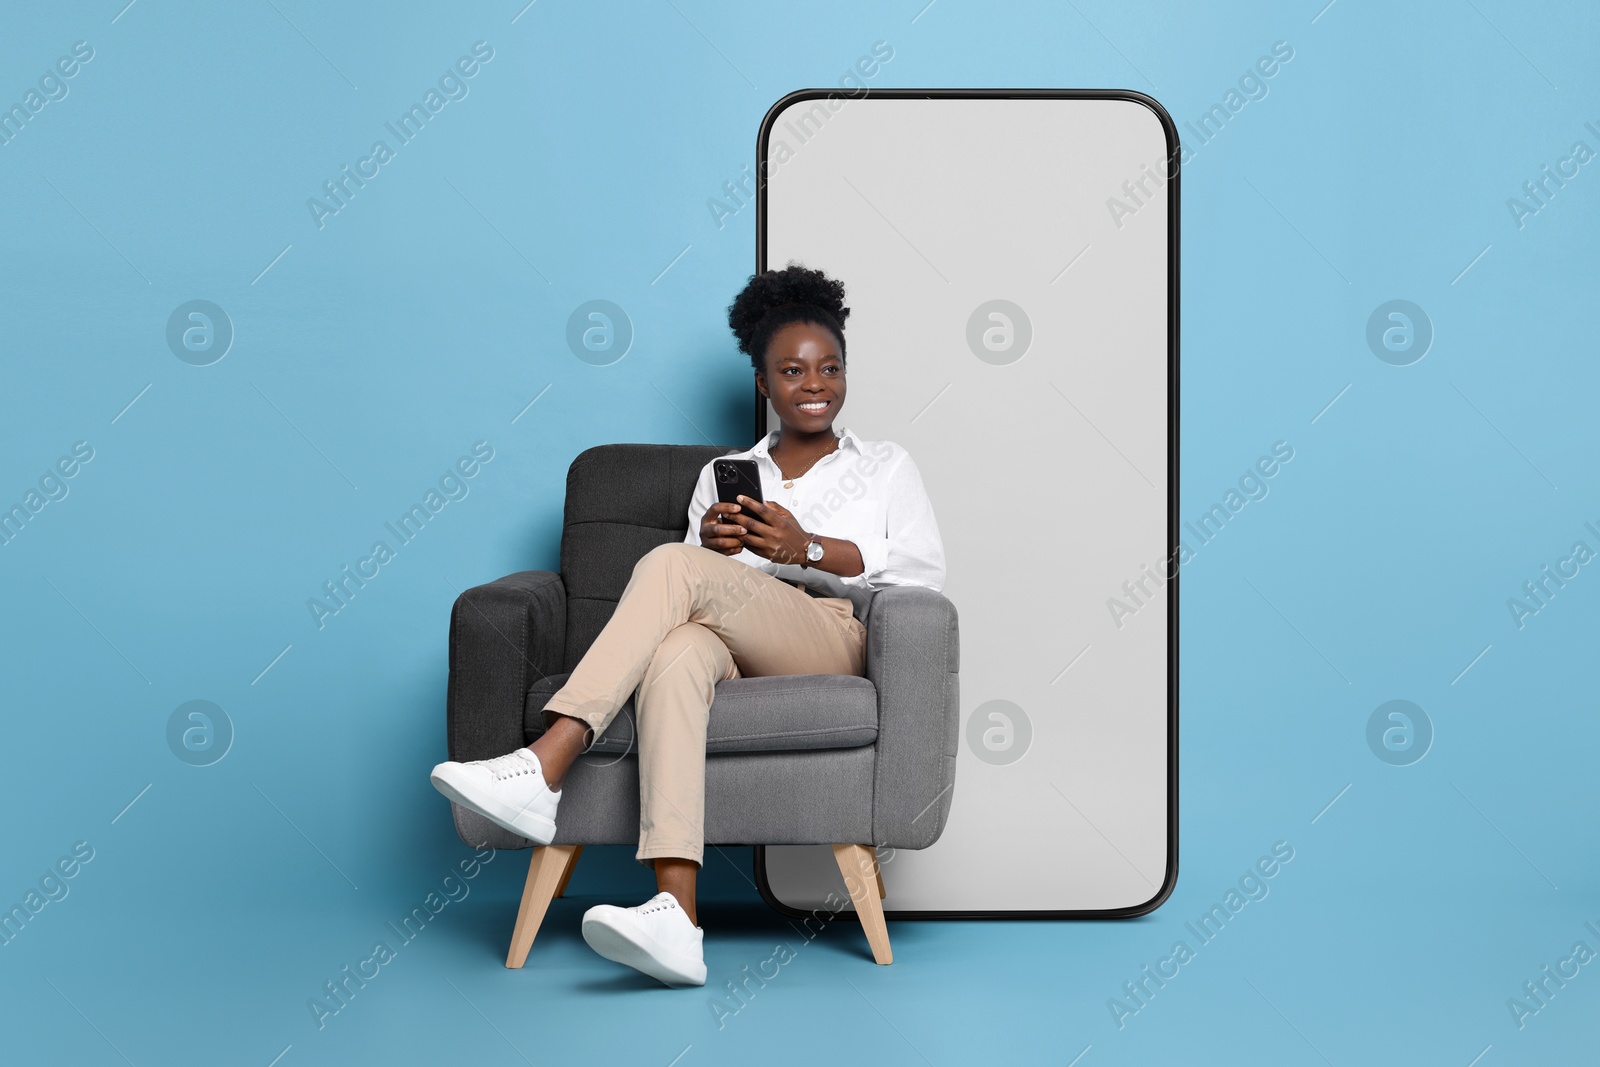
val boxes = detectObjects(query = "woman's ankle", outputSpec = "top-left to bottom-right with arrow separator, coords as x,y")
653,858 -> 699,926
528,711 -> 592,790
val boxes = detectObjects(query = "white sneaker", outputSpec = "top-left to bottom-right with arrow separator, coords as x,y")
581,892 -> 706,987
429,748 -> 560,844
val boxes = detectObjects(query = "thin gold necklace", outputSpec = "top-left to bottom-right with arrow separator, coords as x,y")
778,436 -> 839,488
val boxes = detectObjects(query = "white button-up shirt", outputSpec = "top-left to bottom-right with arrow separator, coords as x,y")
682,426 -> 946,626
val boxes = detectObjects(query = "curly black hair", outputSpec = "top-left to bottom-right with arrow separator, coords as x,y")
726,262 -> 850,374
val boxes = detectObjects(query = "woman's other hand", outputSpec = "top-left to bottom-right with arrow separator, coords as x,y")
730,496 -> 809,565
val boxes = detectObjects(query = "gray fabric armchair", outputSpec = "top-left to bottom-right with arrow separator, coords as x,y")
445,443 -> 960,966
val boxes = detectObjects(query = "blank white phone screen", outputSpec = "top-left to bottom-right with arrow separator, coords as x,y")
757,92 -> 1177,915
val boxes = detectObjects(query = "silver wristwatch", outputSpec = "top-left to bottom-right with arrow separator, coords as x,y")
803,533 -> 824,566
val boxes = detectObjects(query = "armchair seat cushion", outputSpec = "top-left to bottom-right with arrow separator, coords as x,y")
523,672 -> 879,755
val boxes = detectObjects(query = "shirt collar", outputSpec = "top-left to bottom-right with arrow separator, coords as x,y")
750,426 -> 863,462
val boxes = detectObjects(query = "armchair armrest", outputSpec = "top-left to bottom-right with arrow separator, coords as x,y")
865,585 -> 960,850
447,570 -> 567,764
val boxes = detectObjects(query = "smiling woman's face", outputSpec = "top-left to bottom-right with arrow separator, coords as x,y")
757,320 -> 846,432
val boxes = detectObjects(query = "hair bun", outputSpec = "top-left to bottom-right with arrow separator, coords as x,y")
727,262 -> 849,361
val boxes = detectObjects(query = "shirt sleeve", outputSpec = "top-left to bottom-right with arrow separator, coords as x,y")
684,460 -> 778,574
837,450 -> 946,593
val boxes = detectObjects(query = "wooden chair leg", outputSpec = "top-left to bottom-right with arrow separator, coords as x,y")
506,844 -> 579,969
553,844 -> 583,898
875,861 -> 886,900
832,844 -> 893,965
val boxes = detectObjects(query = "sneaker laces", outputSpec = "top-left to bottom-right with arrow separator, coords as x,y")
637,894 -> 677,915
481,751 -> 539,782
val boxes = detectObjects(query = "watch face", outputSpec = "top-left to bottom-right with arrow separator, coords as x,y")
806,540 -> 824,561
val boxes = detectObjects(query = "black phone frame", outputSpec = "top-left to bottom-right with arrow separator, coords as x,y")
751,87 -> 1181,921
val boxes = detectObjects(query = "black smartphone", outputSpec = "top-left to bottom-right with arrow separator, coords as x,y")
713,459 -> 764,525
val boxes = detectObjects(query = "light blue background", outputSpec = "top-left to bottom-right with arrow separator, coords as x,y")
2,1 -> 1596,1063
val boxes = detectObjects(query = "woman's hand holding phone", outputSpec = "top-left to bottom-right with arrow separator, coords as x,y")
728,496 -> 810,566
699,501 -> 749,556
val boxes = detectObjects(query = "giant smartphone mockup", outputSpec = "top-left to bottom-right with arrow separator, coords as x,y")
754,90 -> 1178,917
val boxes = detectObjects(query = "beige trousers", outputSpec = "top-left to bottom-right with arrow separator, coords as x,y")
541,541 -> 867,866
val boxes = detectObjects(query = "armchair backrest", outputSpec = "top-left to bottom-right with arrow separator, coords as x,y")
559,442 -> 738,672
